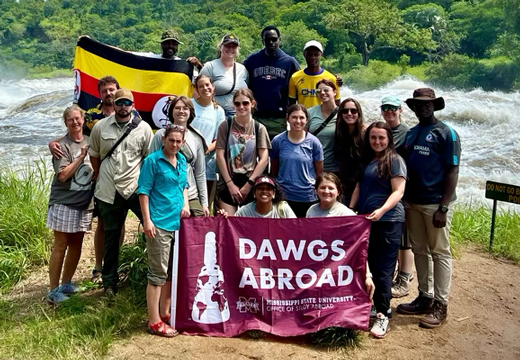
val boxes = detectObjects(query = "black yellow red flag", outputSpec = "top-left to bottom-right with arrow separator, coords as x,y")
73,36 -> 194,129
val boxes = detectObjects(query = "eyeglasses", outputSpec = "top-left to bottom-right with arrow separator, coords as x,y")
166,123 -> 185,132
341,108 -> 358,115
234,101 -> 251,107
381,105 -> 399,112
114,99 -> 133,107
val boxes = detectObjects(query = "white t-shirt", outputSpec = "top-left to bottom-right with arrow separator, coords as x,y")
235,201 -> 296,218
306,201 -> 356,217
191,100 -> 226,146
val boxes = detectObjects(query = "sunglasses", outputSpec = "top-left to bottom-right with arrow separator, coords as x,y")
234,101 -> 251,107
166,123 -> 185,132
341,108 -> 358,115
114,99 -> 133,107
381,105 -> 399,112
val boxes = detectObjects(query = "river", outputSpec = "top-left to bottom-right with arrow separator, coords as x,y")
0,76 -> 518,209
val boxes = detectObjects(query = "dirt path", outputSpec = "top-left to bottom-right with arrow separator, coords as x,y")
7,219 -> 520,360
108,227 -> 520,360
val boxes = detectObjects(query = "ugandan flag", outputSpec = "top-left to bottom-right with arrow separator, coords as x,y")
73,36 -> 194,130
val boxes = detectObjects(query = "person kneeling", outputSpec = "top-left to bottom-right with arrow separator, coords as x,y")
137,125 -> 190,337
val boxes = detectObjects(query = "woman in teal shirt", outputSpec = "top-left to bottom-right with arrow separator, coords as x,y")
137,124 -> 190,337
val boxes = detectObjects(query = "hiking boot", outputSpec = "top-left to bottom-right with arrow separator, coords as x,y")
370,313 -> 390,338
103,287 -> 117,298
419,300 -> 448,328
391,275 -> 410,298
397,294 -> 434,315
59,281 -> 79,295
47,287 -> 69,305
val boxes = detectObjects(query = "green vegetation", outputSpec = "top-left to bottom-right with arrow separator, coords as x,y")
0,0 -> 519,91
0,235 -> 148,360
0,161 -> 53,292
451,205 -> 520,264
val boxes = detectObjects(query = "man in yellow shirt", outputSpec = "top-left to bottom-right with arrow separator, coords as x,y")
288,40 -> 341,109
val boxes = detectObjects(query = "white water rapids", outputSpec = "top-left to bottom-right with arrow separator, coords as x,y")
0,76 -> 518,209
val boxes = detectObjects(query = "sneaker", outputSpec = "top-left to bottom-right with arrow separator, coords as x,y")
419,300 -> 448,328
91,268 -> 102,284
59,281 -> 79,295
47,287 -> 69,305
391,275 -> 410,298
370,313 -> 389,338
397,294 -> 434,315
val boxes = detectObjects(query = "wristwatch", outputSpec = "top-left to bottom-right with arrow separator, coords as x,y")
247,179 -> 255,186
438,205 -> 449,213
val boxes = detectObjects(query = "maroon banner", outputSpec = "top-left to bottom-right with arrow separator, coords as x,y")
173,216 -> 371,337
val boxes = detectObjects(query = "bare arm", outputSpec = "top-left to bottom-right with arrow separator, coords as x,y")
181,188 -> 190,218
90,156 -> 100,181
433,165 -> 459,228
216,148 -> 243,203
48,136 -> 65,159
206,140 -> 217,154
366,176 -> 406,221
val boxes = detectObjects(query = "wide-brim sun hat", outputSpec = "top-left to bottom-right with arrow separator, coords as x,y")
405,88 -> 445,111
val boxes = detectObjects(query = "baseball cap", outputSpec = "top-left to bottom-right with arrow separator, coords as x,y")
114,88 -> 134,103
220,34 -> 240,46
381,96 -> 401,107
160,29 -> 183,44
254,176 -> 276,189
303,40 -> 323,53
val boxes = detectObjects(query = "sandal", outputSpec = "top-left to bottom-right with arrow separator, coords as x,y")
147,321 -> 178,338
160,314 -> 171,325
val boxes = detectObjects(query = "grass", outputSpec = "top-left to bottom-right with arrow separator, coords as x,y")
451,204 -> 520,263
0,161 -> 53,292
0,237 -> 149,360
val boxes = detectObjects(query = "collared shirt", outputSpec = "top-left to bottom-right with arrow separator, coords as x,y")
137,150 -> 188,231
89,114 -> 153,204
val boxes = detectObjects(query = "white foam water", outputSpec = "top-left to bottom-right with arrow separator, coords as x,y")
0,76 -> 518,210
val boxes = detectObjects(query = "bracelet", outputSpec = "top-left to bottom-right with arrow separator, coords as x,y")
226,179 -> 232,184
366,273 -> 373,278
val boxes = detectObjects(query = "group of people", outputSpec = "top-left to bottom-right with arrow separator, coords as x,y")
44,26 -> 461,340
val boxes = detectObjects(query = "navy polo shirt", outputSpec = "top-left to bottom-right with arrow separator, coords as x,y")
402,121 -> 461,204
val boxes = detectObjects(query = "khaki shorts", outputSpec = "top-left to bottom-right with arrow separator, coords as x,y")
146,227 -> 175,286
189,198 -> 205,217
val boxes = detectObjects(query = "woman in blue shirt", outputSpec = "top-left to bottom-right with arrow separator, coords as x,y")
270,104 -> 324,217
349,121 -> 407,339
137,125 -> 190,337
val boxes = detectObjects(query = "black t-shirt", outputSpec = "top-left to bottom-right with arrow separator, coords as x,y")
402,121 -> 461,204
392,122 -> 409,153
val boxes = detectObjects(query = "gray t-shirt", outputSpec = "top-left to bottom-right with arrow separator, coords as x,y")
49,135 -> 94,210
151,128 -> 208,206
306,201 -> 356,218
200,59 -> 249,115
392,122 -> 409,152
235,201 -> 296,218
307,105 -> 339,172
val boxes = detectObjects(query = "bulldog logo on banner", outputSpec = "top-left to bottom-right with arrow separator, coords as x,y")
172,216 -> 371,337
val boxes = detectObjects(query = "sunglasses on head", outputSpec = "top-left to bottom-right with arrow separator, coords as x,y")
233,101 -> 251,107
381,105 -> 399,112
166,123 -> 185,132
114,99 -> 133,107
341,108 -> 358,115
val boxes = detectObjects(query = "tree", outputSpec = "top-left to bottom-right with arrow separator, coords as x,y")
325,0 -> 433,66
401,3 -> 461,62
